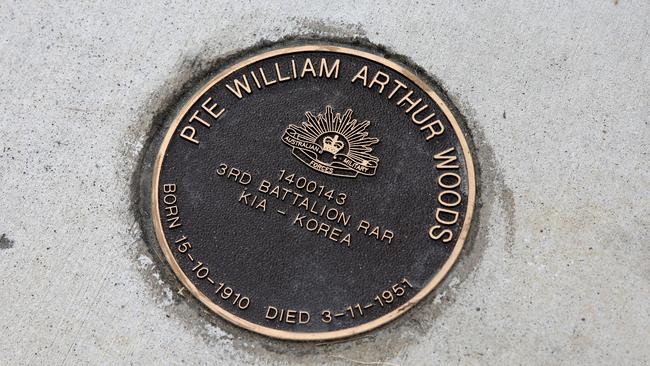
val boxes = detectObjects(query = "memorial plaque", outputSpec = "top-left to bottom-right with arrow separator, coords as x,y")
151,45 -> 476,340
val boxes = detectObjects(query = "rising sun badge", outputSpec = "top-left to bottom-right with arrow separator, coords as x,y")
281,106 -> 380,178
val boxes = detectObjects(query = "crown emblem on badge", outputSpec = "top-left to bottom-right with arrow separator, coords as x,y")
322,135 -> 345,154
281,106 -> 380,178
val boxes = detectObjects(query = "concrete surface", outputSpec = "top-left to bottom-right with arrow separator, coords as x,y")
1,1 -> 649,365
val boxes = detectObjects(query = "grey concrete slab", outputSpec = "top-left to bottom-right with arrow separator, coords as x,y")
0,0 -> 648,365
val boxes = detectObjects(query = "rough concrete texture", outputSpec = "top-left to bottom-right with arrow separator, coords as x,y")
1,1 -> 648,365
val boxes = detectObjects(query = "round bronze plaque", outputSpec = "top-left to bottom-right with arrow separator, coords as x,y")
152,44 -> 475,340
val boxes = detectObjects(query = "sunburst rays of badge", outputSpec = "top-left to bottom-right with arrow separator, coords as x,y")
290,106 -> 379,166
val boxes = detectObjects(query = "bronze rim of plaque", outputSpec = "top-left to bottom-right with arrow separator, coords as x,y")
151,44 -> 476,341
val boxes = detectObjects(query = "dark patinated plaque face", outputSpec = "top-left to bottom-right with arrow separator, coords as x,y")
152,45 -> 475,340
